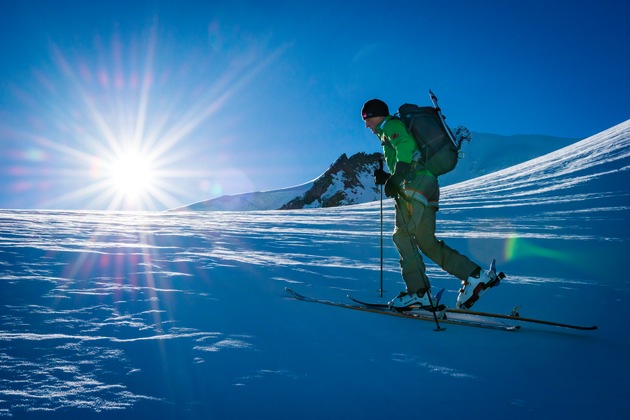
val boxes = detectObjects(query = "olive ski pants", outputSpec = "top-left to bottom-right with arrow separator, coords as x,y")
392,198 -> 478,295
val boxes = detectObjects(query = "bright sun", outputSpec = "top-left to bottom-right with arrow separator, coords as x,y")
108,151 -> 156,197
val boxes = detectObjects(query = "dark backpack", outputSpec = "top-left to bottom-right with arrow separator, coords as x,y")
396,91 -> 470,176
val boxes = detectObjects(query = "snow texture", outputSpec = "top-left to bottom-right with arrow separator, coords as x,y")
0,120 -> 628,419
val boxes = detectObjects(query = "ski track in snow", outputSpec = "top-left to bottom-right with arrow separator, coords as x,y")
0,121 -> 628,418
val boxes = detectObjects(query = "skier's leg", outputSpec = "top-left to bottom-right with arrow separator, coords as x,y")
392,202 -> 430,294
414,206 -> 478,281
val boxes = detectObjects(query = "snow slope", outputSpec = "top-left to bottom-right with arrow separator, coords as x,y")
172,183 -> 313,212
0,120 -> 628,419
443,122 -> 629,211
439,132 -> 578,186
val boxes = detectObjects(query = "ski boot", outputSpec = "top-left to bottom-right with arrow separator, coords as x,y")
456,260 -> 505,310
389,290 -> 437,310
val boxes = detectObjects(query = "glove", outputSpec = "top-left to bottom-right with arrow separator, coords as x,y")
374,168 -> 390,185
384,176 -> 400,198
384,161 -> 411,198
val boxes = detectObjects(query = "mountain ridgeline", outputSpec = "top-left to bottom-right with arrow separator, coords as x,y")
280,152 -> 381,209
172,132 -> 584,212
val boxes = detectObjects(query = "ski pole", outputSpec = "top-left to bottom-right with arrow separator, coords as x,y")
393,194 -> 444,331
379,159 -> 384,297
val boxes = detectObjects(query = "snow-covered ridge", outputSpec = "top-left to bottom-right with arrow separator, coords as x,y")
171,152 -> 384,211
171,128 -> 623,212
170,183 -> 313,212
442,119 -> 630,210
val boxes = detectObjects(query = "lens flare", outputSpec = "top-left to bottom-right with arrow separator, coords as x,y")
504,235 -> 572,262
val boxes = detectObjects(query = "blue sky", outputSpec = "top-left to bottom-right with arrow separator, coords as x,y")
1,0 -> 628,210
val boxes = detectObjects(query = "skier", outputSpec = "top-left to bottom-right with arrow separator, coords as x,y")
362,98 -> 499,309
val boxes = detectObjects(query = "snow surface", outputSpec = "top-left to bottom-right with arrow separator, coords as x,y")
0,120 -> 628,419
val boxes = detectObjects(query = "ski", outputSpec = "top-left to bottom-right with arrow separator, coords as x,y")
444,308 -> 598,331
286,288 -> 519,332
350,295 -> 597,331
